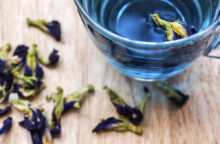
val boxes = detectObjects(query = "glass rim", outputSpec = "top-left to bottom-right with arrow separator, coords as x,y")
74,0 -> 220,50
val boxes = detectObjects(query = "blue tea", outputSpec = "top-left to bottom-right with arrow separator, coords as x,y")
85,0 -> 215,42
77,0 -> 220,80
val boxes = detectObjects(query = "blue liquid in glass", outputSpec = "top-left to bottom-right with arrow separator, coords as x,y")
85,0 -> 214,42
79,0 -> 218,80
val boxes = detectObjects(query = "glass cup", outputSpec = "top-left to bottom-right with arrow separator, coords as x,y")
74,0 -> 220,81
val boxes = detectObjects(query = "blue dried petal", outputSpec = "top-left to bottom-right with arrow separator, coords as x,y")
0,59 -> 6,74
19,109 -> 49,144
0,106 -> 11,117
114,104 -> 143,125
13,45 -> 29,66
25,63 -> 44,79
36,49 -> 59,67
0,70 -> 14,91
62,101 -> 76,114
153,81 -> 189,106
50,110 -> 61,137
27,18 -> 61,41
25,44 -> 44,79
44,21 -> 61,41
93,117 -> 122,132
0,117 -> 12,136
13,82 -> 45,98
103,86 -> 143,125
0,70 -> 14,103
46,49 -> 59,66
170,90 -> 189,106
5,70 -> 14,91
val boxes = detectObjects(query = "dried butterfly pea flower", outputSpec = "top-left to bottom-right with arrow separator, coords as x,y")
25,44 -> 44,79
93,117 -> 142,134
37,49 -> 59,67
19,109 -> 52,144
63,84 -> 94,112
152,13 -> 197,41
13,71 -> 44,89
0,117 -> 12,136
0,43 -> 20,65
13,83 -> 45,98
153,81 -> 189,106
0,59 -> 6,74
11,99 -> 52,144
0,106 -> 11,117
12,45 -> 29,68
11,99 -> 33,118
27,18 -> 61,41
48,87 -> 64,137
103,86 -> 146,125
0,70 -> 14,103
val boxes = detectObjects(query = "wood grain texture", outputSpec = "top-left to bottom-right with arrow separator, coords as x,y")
0,0 -> 220,144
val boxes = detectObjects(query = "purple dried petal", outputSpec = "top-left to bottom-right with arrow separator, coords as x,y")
44,21 -> 61,41
50,110 -> 61,137
0,106 -> 11,117
0,117 -> 12,136
0,59 -> 6,74
63,101 -> 76,114
46,49 -> 59,66
13,45 -> 29,66
24,63 -> 44,79
19,109 -> 47,144
114,103 -> 143,125
92,117 -> 122,132
169,90 -> 189,106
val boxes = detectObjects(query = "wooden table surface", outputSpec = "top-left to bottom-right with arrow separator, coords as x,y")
0,0 -> 220,144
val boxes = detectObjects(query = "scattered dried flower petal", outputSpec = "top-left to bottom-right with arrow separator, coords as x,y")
153,81 -> 189,106
0,106 -> 11,117
48,87 -> 64,137
103,86 -> 143,125
93,117 -> 142,134
27,18 -> 61,41
13,83 -> 45,98
19,109 -> 52,144
63,84 -> 94,112
37,49 -> 59,67
0,70 -> 14,103
25,44 -> 44,79
0,43 -> 20,64
0,117 -> 12,136
13,45 -> 29,67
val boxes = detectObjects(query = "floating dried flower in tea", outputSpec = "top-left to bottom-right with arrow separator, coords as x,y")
153,81 -> 189,106
0,117 -> 12,136
152,13 -> 197,41
0,106 -> 11,117
93,117 -> 142,134
27,18 -> 61,41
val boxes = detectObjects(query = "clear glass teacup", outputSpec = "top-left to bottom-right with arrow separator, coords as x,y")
74,0 -> 220,81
